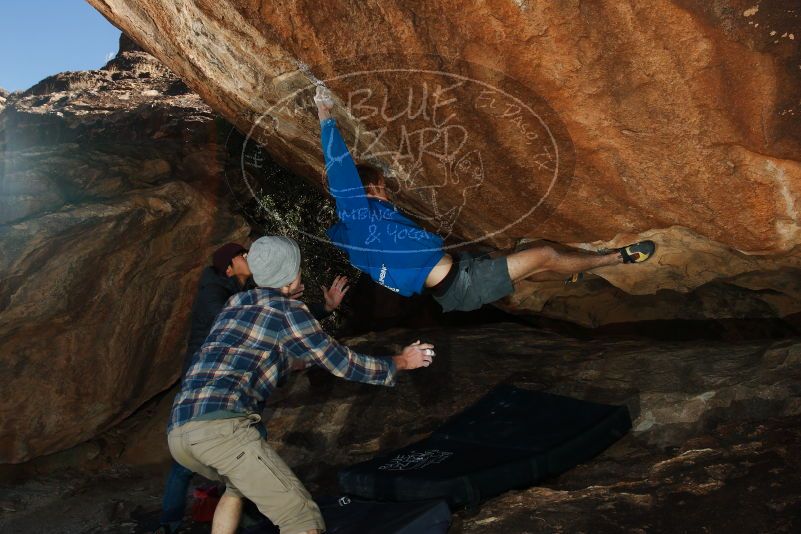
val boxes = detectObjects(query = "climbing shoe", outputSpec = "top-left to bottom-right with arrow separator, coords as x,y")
616,240 -> 655,263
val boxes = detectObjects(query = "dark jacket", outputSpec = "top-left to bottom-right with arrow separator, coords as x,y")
183,266 -> 331,372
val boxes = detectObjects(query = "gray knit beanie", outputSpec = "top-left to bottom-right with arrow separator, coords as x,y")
247,236 -> 301,288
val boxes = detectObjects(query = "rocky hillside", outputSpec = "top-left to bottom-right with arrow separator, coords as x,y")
86,0 -> 801,326
0,36 -> 248,463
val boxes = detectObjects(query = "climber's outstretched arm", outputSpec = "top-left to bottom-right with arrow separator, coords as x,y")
315,87 -> 370,219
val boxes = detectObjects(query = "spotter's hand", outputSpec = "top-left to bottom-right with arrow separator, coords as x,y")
393,339 -> 436,370
322,275 -> 349,312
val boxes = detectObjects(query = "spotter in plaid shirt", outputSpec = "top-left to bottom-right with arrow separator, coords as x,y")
169,287 -> 396,432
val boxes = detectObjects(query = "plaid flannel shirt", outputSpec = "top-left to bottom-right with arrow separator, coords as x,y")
169,287 -> 396,432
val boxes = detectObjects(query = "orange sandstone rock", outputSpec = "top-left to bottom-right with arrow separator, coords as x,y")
86,1 -> 801,324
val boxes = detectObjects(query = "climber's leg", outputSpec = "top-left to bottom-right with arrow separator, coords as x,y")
506,245 -> 620,282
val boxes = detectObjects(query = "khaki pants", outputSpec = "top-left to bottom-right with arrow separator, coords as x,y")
168,414 -> 324,534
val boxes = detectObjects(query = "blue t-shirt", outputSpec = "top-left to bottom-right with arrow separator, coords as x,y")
321,118 -> 444,296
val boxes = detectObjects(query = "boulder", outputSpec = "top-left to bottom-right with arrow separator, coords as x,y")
2,322 -> 800,531
258,322 -> 801,531
460,413 -> 801,533
86,0 -> 801,324
0,45 -> 248,463
256,323 -> 801,483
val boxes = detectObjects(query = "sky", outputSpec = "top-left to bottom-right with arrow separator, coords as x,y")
0,0 -> 121,92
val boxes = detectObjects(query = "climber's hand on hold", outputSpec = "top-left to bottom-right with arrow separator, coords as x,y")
314,85 -> 335,121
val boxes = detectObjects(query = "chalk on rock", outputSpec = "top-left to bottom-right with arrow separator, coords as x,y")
314,85 -> 335,107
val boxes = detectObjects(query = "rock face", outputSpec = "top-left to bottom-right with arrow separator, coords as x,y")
0,41 -> 248,463
3,322 -> 799,531
206,323 -> 801,531
258,324 -> 801,482
460,414 -> 801,533
86,0 -> 801,325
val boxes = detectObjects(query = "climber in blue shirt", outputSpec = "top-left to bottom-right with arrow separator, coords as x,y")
314,86 -> 656,312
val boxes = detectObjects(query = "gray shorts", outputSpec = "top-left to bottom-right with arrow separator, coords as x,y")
432,252 -> 514,312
